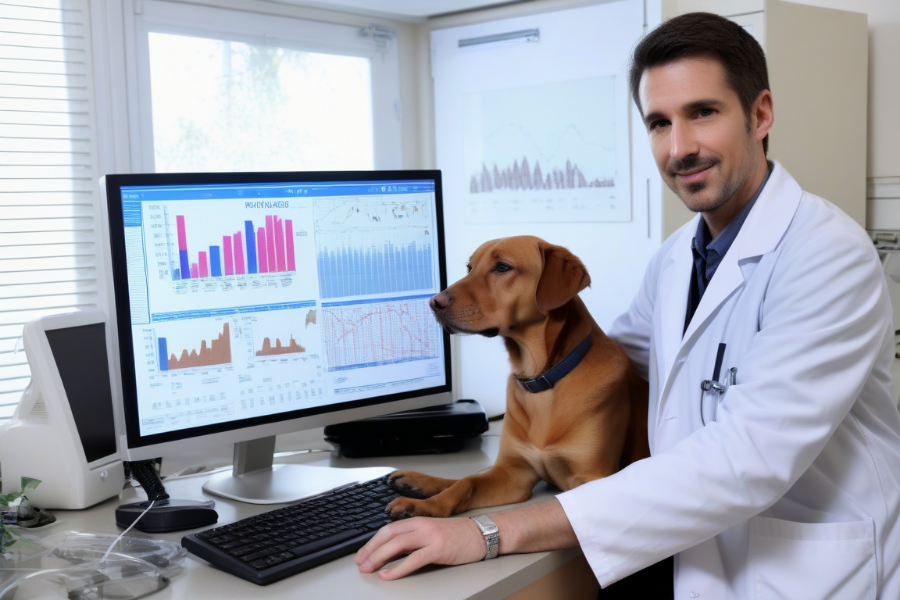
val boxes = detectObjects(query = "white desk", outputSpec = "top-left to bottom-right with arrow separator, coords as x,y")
31,425 -> 597,600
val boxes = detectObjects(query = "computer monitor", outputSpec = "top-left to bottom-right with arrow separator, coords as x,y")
99,171 -> 450,503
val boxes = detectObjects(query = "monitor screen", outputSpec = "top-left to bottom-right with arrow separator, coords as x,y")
106,172 -> 449,449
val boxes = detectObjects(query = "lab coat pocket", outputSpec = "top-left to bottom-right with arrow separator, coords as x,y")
748,516 -> 876,600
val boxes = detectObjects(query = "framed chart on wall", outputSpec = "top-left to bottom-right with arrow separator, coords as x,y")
432,0 -> 664,414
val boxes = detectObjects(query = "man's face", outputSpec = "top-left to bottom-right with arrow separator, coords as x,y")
639,56 -> 759,213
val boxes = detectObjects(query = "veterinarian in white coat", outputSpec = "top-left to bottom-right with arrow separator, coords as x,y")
356,13 -> 900,598
559,161 -> 900,598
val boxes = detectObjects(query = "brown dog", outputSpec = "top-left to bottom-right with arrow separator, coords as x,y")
386,236 -> 649,519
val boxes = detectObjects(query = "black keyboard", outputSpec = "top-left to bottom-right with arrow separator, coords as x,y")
181,475 -> 399,585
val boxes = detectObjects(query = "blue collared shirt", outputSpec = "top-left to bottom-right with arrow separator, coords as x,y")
684,163 -> 773,333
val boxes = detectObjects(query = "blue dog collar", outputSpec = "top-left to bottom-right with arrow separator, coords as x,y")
516,333 -> 592,394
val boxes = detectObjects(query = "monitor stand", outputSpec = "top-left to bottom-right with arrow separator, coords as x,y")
201,436 -> 394,505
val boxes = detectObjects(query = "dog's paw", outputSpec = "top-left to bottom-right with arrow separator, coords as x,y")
386,496 -> 451,519
388,471 -> 454,499
388,471 -> 441,500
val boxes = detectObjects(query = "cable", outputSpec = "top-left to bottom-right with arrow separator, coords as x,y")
101,499 -> 155,563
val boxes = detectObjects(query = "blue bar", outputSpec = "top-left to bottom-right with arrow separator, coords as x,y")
158,338 -> 169,371
321,293 -> 433,308
210,246 -> 222,277
245,220 -> 257,275
172,268 -> 180,281
151,300 -> 317,323
179,249 -> 190,280
121,181 -> 434,203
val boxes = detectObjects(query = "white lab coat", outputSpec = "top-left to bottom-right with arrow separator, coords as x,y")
558,162 -> 900,599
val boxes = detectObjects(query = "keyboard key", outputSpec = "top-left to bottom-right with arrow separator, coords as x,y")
289,529 -> 363,558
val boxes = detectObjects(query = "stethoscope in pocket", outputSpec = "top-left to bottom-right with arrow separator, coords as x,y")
700,342 -> 737,425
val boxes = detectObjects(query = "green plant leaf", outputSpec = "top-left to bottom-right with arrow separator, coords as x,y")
21,477 -> 41,494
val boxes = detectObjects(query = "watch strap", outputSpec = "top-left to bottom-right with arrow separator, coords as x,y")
469,514 -> 500,560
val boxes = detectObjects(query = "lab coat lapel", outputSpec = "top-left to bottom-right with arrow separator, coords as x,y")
657,222 -> 696,391
681,162 -> 801,344
657,161 -> 802,399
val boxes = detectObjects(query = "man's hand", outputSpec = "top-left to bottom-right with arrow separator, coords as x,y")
355,516 -> 486,580
355,498 -> 578,580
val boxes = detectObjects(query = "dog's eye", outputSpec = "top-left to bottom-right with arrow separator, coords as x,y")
465,263 -> 472,273
495,263 -> 512,273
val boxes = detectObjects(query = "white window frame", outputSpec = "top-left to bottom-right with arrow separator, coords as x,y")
116,0 -> 403,173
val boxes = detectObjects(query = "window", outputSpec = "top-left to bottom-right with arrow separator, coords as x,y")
0,0 -> 101,420
0,0 -> 402,423
131,0 -> 401,173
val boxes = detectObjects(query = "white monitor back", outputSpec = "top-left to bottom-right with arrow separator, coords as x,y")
0,310 -> 124,509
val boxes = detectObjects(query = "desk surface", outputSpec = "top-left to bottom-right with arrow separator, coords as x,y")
34,425 -> 582,600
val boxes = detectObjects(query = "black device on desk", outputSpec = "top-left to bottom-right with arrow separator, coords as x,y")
325,399 -> 489,457
99,170 -> 451,581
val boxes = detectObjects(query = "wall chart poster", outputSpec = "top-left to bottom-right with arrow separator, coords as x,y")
463,76 -> 628,224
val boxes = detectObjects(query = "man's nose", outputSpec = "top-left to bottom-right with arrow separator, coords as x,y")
669,120 -> 699,160
430,291 -> 453,311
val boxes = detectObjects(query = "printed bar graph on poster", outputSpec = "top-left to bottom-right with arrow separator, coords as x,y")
321,295 -> 438,371
317,241 -> 433,299
158,322 -> 232,371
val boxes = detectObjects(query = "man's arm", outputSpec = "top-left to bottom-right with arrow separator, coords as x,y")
355,498 -> 577,580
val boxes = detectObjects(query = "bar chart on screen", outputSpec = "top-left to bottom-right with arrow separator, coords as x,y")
156,320 -> 233,372
141,199 -> 318,315
134,311 -> 329,436
313,195 -> 439,300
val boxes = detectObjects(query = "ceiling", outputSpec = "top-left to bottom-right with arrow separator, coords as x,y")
268,0 -> 530,20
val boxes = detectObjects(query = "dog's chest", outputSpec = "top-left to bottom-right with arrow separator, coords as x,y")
509,391 -> 563,479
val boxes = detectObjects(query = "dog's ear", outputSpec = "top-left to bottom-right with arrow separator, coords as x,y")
535,244 -> 591,315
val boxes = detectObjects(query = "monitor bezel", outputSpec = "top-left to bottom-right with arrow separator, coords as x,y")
102,170 -> 450,452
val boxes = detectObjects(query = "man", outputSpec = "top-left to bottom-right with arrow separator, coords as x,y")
356,13 -> 900,598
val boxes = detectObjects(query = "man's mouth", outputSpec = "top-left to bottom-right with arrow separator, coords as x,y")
674,164 -> 714,184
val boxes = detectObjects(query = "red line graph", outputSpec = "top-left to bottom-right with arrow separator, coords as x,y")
322,300 -> 438,371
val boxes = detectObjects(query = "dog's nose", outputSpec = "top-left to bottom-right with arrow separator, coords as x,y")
430,292 -> 453,311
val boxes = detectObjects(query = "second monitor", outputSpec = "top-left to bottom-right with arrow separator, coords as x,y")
100,171 -> 450,503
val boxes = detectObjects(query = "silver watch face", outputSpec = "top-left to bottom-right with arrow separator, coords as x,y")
471,515 -> 500,559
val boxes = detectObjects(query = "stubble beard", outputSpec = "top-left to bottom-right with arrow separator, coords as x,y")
669,136 -> 756,214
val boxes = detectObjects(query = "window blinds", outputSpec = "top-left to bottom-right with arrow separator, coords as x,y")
0,0 -> 99,420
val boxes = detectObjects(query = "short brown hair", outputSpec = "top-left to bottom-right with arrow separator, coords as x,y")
629,12 -> 770,153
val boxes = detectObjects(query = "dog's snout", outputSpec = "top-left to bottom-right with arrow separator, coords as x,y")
430,292 -> 453,311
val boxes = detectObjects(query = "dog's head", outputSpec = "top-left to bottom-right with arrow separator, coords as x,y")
430,236 -> 590,337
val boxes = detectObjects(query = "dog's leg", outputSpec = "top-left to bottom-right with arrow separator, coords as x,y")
386,459 -> 540,519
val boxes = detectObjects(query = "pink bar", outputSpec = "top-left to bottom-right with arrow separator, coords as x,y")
257,227 -> 268,273
265,215 -> 277,274
233,232 -> 245,275
274,216 -> 286,272
190,263 -> 199,278
198,251 -> 209,278
176,215 -> 188,251
223,236 -> 234,276
285,220 -> 295,272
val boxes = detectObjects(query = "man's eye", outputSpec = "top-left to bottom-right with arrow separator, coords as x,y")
698,108 -> 714,117
495,263 -> 511,273
650,119 -> 670,130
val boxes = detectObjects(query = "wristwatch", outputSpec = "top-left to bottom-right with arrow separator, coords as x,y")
469,514 -> 500,560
